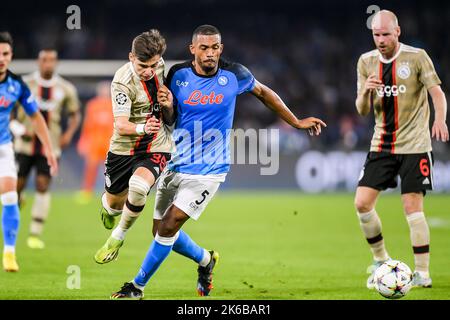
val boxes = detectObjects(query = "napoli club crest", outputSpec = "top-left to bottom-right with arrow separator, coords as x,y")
218,75 -> 228,86
397,63 -> 411,80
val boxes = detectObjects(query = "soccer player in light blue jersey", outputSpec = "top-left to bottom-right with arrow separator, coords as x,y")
111,25 -> 326,299
0,32 -> 58,272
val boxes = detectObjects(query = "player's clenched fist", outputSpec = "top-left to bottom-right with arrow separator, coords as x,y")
144,116 -> 161,134
157,85 -> 173,108
364,74 -> 384,93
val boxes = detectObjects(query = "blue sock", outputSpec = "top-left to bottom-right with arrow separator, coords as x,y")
172,229 -> 204,263
2,203 -> 20,248
134,237 -> 173,287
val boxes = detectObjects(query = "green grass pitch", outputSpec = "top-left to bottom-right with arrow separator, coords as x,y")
0,192 -> 449,300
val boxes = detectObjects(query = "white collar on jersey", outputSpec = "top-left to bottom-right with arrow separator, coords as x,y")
378,43 -> 404,64
33,71 -> 58,87
128,61 -> 140,79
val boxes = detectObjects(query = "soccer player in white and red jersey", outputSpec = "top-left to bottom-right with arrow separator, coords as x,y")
355,10 -> 448,289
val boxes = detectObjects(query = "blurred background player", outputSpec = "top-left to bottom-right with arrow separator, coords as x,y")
0,32 -> 58,271
11,48 -> 81,249
110,25 -> 326,299
76,81 -> 114,204
354,10 -> 448,289
93,30 -> 175,264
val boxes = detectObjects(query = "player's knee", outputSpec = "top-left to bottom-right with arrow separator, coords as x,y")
402,193 -> 423,214
36,177 -> 50,193
158,222 -> 179,237
36,184 -> 49,193
403,201 -> 421,215
354,197 -> 373,214
159,208 -> 187,236
127,175 -> 151,212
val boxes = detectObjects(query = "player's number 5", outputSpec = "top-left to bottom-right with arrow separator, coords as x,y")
195,190 -> 210,205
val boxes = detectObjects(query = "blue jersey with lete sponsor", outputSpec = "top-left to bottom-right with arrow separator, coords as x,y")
165,59 -> 256,175
0,70 -> 39,145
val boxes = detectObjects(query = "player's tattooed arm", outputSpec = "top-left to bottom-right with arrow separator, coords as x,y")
157,85 -> 176,125
251,80 -> 326,136
429,85 -> 449,142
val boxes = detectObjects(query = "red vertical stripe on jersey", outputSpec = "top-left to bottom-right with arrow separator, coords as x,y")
377,62 -> 385,152
391,60 -> 399,153
130,76 -> 160,155
142,76 -> 159,153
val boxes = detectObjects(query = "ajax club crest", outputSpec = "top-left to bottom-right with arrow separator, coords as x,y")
397,63 -> 411,80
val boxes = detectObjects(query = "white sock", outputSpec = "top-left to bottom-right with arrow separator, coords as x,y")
199,249 -> 211,267
111,207 -> 140,241
406,211 -> 430,276
101,193 -> 122,216
30,192 -> 51,236
111,227 -> 126,241
131,280 -> 145,291
4,245 -> 15,254
357,209 -> 389,261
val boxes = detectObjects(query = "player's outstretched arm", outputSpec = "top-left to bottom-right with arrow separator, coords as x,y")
251,80 -> 326,136
429,85 -> 449,142
29,112 -> 58,176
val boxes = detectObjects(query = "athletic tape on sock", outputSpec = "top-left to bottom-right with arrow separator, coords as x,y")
1,191 -> 18,205
155,232 -> 178,246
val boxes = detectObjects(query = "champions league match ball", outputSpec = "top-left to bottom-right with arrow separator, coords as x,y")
373,260 -> 413,299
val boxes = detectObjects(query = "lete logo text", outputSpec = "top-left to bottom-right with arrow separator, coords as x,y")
183,90 -> 224,106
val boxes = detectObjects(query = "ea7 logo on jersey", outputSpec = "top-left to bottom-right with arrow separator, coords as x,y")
376,85 -> 406,97
176,80 -> 189,87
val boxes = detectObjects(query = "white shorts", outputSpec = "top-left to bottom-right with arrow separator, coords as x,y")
153,169 -> 226,221
0,143 -> 18,179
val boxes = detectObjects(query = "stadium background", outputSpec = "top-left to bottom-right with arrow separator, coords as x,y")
1,0 -> 449,192
0,0 -> 449,301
